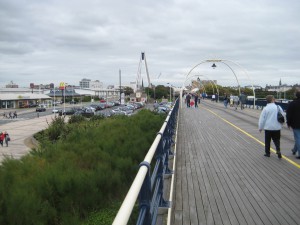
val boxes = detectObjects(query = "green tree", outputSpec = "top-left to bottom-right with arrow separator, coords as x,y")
123,87 -> 134,96
153,85 -> 169,100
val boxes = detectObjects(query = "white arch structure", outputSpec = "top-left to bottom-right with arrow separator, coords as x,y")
180,73 -> 220,108
180,59 -> 256,108
183,74 -> 219,97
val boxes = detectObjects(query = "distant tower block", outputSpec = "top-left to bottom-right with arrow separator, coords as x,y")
136,52 -> 151,91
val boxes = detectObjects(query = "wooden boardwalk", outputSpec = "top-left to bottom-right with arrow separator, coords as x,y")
171,100 -> 300,225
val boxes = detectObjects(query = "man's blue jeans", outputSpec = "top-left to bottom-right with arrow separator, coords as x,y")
293,129 -> 300,155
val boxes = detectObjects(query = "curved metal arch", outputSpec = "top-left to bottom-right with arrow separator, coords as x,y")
222,59 -> 256,106
195,74 -> 219,96
181,59 -> 256,108
182,74 -> 207,93
184,74 -> 220,98
219,61 -> 241,96
185,60 -> 241,95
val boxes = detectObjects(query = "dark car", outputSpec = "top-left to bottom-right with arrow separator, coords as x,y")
29,103 -> 38,108
36,107 -> 46,112
74,109 -> 95,118
58,108 -> 76,116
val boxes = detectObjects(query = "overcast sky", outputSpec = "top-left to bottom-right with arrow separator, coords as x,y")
1,0 -> 299,88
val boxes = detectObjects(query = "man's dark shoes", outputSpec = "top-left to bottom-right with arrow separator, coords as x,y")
292,149 -> 296,155
264,154 -> 270,157
277,153 -> 282,159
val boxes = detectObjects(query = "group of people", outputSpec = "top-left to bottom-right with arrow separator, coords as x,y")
2,111 -> 17,119
0,131 -> 10,147
258,88 -> 300,159
185,93 -> 200,108
223,93 -> 247,110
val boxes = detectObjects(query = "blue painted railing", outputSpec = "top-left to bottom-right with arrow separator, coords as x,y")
245,100 -> 289,111
112,99 -> 179,225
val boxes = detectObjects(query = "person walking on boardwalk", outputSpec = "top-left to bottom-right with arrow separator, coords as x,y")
233,96 -> 239,110
239,92 -> 247,110
0,132 -> 4,147
258,95 -> 283,158
223,93 -> 228,108
186,93 -> 191,108
212,94 -> 215,102
3,131 -> 10,147
286,88 -> 300,159
194,94 -> 199,108
230,94 -> 234,107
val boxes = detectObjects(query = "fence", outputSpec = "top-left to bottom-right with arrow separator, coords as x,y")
112,99 -> 179,225
245,100 -> 289,111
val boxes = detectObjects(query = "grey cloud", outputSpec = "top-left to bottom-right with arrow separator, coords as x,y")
0,0 -> 299,88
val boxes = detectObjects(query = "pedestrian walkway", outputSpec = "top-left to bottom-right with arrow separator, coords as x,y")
0,114 -> 54,163
172,100 -> 300,225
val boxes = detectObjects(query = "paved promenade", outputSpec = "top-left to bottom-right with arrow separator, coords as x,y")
172,99 -> 300,225
0,114 -> 54,163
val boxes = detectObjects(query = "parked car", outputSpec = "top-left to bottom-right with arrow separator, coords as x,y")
74,108 -> 95,117
29,103 -> 38,108
36,107 -> 46,112
89,104 -> 105,111
58,108 -> 76,116
111,108 -> 127,116
52,108 -> 62,113
119,107 -> 134,116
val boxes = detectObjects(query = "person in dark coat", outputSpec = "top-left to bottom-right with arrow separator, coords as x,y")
194,94 -> 199,108
286,88 -> 300,159
186,93 -> 191,108
239,92 -> 247,110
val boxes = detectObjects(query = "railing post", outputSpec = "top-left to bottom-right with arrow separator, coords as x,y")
155,135 -> 170,212
137,161 -> 151,225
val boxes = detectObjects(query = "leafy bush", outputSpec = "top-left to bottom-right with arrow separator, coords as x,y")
0,109 -> 166,225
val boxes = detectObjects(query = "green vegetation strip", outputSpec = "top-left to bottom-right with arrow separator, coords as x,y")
0,110 -> 166,225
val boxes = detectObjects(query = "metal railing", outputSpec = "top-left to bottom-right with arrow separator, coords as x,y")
112,99 -> 179,225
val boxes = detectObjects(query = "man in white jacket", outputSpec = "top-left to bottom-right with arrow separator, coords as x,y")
258,95 -> 284,158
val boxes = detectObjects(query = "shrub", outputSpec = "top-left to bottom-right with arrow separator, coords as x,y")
0,110 -> 166,225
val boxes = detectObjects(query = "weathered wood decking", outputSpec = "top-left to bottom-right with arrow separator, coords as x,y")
172,100 -> 300,225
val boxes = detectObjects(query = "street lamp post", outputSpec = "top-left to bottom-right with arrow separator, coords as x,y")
167,83 -> 172,102
119,69 -> 121,104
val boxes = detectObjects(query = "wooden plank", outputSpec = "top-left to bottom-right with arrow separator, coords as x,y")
171,101 -> 300,225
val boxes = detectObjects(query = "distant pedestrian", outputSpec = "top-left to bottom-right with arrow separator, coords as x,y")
233,96 -> 239,110
223,93 -> 228,108
4,131 -> 10,147
186,93 -> 191,108
286,88 -> 300,159
239,92 -> 247,110
13,111 -> 17,118
0,132 -> 4,147
9,112 -> 13,119
212,94 -> 216,102
258,95 -> 283,158
194,94 -> 199,108
230,94 -> 234,107
37,112 -> 39,118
